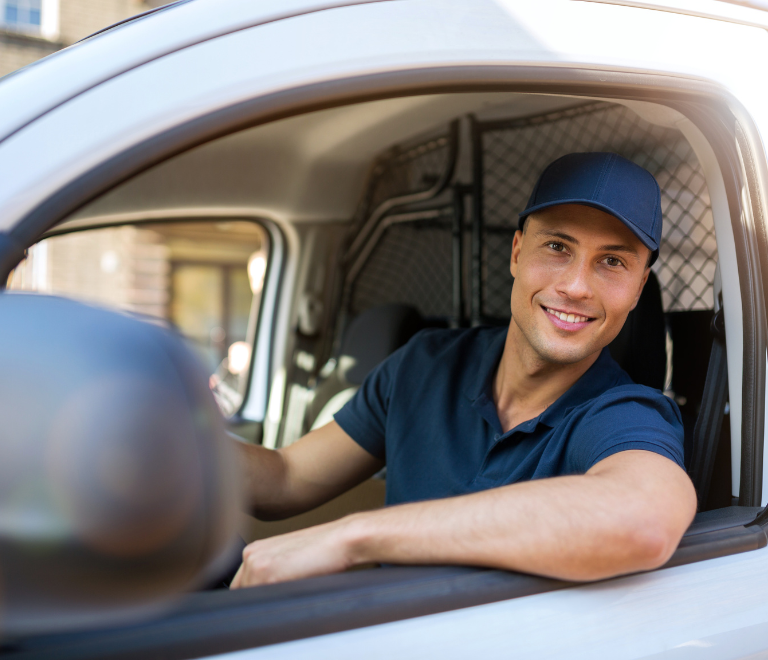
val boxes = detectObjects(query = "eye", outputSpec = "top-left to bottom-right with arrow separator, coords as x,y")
602,256 -> 624,268
547,242 -> 566,252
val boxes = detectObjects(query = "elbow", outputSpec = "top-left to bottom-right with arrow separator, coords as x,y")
606,515 -> 684,577
562,520 -> 684,582
625,491 -> 696,573
627,523 -> 679,571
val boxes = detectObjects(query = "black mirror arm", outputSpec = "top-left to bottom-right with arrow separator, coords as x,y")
0,231 -> 27,288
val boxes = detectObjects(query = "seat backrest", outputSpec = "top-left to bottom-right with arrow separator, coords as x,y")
338,304 -> 426,386
608,270 -> 666,390
307,304 -> 425,430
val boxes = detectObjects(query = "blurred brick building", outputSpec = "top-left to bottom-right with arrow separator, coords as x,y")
0,0 -> 171,78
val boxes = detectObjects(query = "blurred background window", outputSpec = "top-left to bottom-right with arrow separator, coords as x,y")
7,220 -> 270,417
171,264 -> 254,371
2,0 -> 42,32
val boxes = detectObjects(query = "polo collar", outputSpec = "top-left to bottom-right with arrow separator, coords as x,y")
463,326 -> 508,403
464,327 -> 624,431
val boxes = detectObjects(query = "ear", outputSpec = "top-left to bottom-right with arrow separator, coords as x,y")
629,267 -> 651,312
510,229 -> 524,279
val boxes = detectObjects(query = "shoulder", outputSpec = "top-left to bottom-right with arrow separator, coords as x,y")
589,383 -> 682,423
566,384 -> 685,471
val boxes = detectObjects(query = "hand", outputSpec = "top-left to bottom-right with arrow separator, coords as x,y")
230,517 -> 359,588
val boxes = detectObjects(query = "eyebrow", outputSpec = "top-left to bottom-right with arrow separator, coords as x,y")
535,229 -> 640,259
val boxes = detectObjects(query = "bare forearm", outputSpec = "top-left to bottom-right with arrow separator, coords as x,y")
342,453 -> 695,581
235,422 -> 384,521
232,450 -> 695,589
343,482 -> 657,580
236,441 -> 293,519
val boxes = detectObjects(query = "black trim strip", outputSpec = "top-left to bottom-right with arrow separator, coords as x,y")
469,114 -> 484,326
665,524 -> 767,568
0,231 -> 27,284
452,186 -> 466,326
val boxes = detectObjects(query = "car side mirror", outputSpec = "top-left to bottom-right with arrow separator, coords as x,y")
0,293 -> 241,637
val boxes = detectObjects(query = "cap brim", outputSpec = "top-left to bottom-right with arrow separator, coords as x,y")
519,199 -> 659,259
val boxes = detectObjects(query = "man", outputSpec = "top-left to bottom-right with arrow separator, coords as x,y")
231,152 -> 696,589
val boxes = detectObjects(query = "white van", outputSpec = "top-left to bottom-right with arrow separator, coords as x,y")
2,1 -> 768,657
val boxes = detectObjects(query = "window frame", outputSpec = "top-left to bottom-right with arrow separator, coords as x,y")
30,215 -> 279,426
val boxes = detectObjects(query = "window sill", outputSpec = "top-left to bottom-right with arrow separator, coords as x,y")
0,27 -> 62,49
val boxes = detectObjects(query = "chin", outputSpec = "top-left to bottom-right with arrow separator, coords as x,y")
537,346 -> 593,365
530,335 -> 601,366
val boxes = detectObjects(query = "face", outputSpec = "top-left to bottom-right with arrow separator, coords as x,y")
509,204 -> 651,366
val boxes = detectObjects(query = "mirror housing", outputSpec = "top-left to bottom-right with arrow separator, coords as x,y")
0,294 -> 241,636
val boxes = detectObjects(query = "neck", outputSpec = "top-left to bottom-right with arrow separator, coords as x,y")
493,320 -> 601,433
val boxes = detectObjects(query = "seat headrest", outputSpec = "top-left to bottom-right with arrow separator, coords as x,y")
608,270 -> 666,390
341,304 -> 425,385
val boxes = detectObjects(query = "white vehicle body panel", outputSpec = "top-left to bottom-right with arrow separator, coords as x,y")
1,0 -> 768,656
0,0 -> 390,142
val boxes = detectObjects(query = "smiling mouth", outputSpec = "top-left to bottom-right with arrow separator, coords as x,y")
543,306 -> 595,325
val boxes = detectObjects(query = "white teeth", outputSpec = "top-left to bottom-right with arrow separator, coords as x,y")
546,308 -> 589,324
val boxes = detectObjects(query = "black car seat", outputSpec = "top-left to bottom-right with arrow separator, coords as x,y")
608,270 -> 666,390
306,304 -> 425,430
608,269 -> 729,509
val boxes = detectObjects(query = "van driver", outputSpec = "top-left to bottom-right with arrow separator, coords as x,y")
231,152 -> 696,589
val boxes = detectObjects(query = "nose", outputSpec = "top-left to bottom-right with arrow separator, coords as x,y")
556,256 -> 593,301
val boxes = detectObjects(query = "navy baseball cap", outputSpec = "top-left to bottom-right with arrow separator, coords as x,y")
519,152 -> 662,265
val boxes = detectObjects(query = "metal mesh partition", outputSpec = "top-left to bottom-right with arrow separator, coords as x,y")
346,101 -> 717,327
353,134 -> 452,228
344,124 -> 459,321
349,211 -> 455,318
474,102 -> 717,318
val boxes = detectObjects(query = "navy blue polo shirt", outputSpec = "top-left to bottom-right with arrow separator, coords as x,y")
334,326 -> 685,506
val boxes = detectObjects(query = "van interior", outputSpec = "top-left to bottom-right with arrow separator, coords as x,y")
23,91 -> 746,545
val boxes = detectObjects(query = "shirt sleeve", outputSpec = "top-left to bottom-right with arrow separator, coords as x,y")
333,344 -> 407,461
569,384 -> 686,472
